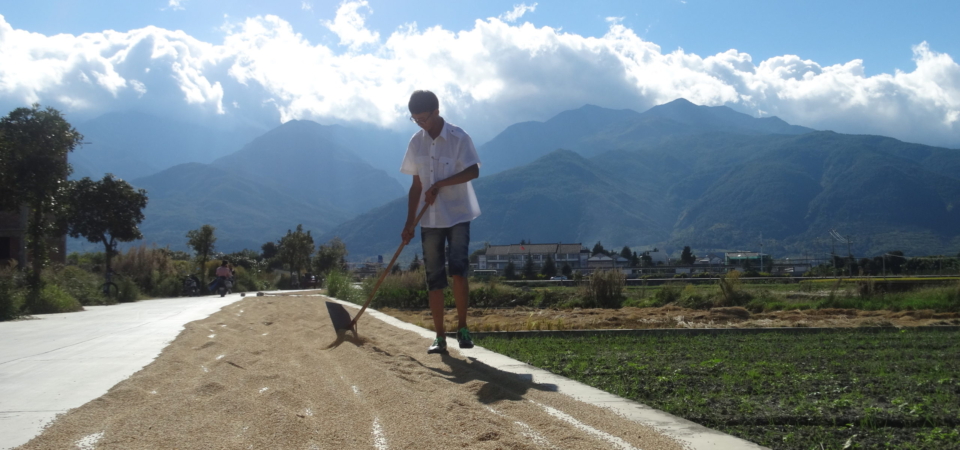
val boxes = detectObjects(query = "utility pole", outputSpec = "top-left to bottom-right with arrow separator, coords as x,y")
759,232 -> 764,273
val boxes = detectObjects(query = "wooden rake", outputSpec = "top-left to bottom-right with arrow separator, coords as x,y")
326,204 -> 428,335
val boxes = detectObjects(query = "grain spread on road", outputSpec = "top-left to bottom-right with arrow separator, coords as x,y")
16,294 -> 687,450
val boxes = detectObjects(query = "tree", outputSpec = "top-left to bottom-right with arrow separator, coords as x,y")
261,241 -> 278,260
541,255 -> 557,278
522,252 -> 536,279
631,251 -> 640,268
315,237 -> 348,274
0,105 -> 83,297
186,225 -> 216,283
640,252 -> 653,267
409,253 -> 421,271
65,175 -> 148,275
591,241 -> 606,256
619,246 -> 632,260
503,261 -> 516,280
277,224 -> 314,282
680,246 -> 697,265
561,263 -> 572,278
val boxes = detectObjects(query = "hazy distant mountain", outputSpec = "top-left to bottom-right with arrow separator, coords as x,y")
70,111 -> 263,180
322,126 -> 960,260
128,163 -> 350,252
85,119 -> 408,253
211,120 -> 406,217
311,123 -> 413,185
67,100 -> 960,258
478,99 -> 813,175
318,149 -> 673,260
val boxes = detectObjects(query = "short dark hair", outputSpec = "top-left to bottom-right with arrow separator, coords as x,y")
408,90 -> 439,115
221,260 -> 228,266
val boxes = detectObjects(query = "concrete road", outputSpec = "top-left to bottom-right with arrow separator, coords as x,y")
0,295 -> 247,450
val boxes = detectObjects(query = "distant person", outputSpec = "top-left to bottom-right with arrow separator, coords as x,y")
210,260 -> 232,292
400,90 -> 481,354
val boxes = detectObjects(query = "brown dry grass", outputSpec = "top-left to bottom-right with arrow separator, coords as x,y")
381,305 -> 960,332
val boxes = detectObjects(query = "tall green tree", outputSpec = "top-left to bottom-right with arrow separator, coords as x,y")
503,261 -> 517,280
522,252 -> 536,279
591,241 -> 606,256
65,175 -> 148,275
186,225 -> 216,283
314,237 -> 348,275
0,105 -> 83,297
680,246 -> 697,265
409,253 -> 421,271
278,224 -> 314,282
541,255 -> 557,278
260,241 -> 278,260
561,263 -> 572,278
619,246 -> 632,259
640,252 -> 653,267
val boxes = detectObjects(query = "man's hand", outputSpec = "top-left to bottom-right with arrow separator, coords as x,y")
401,223 -> 416,245
424,184 -> 440,205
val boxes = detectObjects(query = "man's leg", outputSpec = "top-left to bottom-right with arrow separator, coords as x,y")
428,289 -> 446,336
452,275 -> 468,330
421,227 -> 450,353
448,222 -> 473,349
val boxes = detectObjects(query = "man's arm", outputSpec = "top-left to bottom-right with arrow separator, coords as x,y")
424,163 -> 479,205
401,175 -> 424,244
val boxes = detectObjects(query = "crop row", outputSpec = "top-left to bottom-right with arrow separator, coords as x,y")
478,328 -> 960,449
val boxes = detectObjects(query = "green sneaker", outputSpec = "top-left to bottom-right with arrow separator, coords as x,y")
427,336 -> 447,354
457,327 -> 474,349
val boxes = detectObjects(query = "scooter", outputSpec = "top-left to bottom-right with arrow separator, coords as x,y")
216,276 -> 233,297
182,275 -> 201,297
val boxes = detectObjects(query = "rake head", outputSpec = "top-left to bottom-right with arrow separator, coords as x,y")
326,301 -> 357,334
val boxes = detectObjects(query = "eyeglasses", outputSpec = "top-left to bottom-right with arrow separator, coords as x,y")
409,110 -> 435,125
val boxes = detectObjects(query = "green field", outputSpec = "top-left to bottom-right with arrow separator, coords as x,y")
478,329 -> 960,449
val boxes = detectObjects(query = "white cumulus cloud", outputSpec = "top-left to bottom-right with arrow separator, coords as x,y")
0,9 -> 958,149
167,0 -> 186,11
322,1 -> 380,52
500,3 -> 537,23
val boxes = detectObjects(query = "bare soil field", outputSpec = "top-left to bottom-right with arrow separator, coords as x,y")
381,305 -> 960,332
16,294 -> 686,450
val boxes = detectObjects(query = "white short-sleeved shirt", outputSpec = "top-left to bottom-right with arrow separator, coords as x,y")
400,121 -> 482,228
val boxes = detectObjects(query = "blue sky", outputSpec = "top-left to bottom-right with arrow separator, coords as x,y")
1,0 -> 959,146
5,0 -> 956,76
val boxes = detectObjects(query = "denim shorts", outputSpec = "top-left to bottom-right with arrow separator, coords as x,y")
421,222 -> 470,291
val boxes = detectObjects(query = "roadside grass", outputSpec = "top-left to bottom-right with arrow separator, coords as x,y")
478,329 -> 960,450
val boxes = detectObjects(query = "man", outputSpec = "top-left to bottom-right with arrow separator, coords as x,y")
400,90 -> 481,354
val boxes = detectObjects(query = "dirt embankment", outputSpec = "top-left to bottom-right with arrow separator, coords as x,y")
381,305 -> 960,332
17,295 -> 685,450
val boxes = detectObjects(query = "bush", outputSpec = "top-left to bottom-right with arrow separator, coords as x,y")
116,276 -> 141,302
717,270 -> 752,306
469,280 -> 533,308
153,276 -> 182,298
47,265 -> 104,305
677,284 -> 712,309
325,268 -> 359,303
28,283 -> 83,314
651,284 -> 682,307
580,270 -> 625,308
0,268 -> 25,321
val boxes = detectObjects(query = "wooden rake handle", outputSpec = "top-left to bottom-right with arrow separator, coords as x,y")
349,203 -> 429,329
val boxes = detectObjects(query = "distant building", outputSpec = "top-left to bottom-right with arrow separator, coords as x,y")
586,254 -> 630,270
645,249 -> 670,266
478,243 -> 588,273
725,251 -> 772,270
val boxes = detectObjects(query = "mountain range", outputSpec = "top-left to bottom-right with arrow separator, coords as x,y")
67,100 -> 960,259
